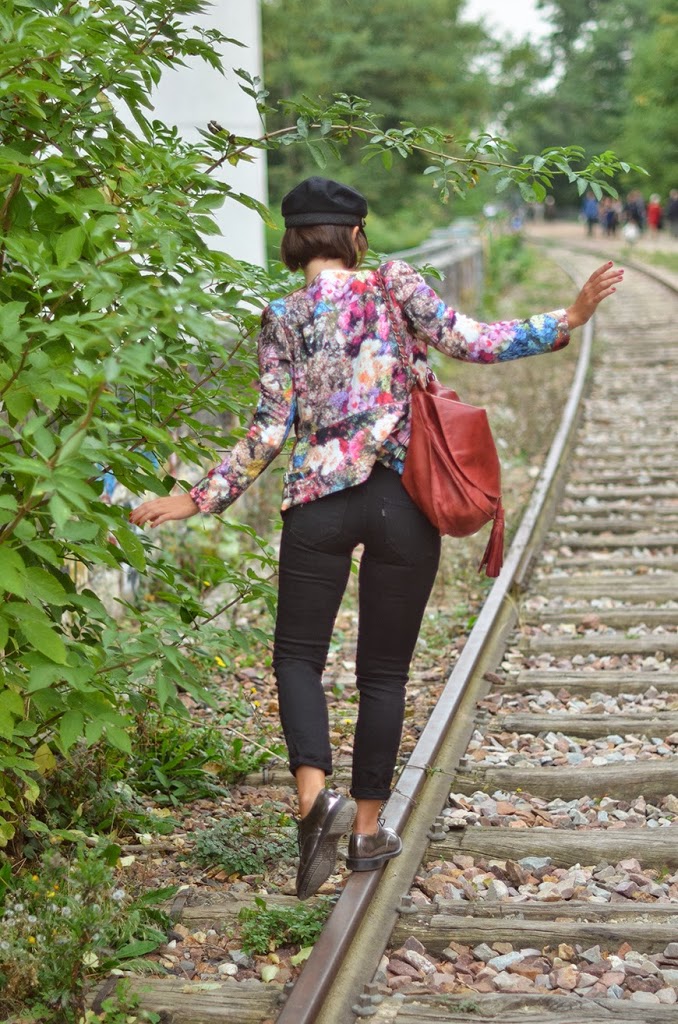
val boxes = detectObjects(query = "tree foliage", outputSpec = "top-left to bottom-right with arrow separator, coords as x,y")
498,0 -> 674,205
262,0 -> 494,232
619,1 -> 678,196
0,0 -> 281,848
0,0 -> 634,849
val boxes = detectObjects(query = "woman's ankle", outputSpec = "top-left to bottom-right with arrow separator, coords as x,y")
296,765 -> 327,818
353,797 -> 383,835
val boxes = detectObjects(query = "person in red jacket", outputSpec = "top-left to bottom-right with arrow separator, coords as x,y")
647,194 -> 663,232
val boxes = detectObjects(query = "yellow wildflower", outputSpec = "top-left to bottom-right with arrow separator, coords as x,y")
28,936 -> 36,944
214,656 -> 226,668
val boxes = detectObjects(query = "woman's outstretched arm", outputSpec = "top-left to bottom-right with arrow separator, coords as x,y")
130,309 -> 296,528
383,259 -> 623,364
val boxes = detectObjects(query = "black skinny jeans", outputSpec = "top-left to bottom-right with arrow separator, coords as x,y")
273,463 -> 441,801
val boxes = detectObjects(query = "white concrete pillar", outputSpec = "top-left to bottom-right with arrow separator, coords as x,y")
150,1 -> 267,266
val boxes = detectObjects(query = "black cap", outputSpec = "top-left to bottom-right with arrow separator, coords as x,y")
281,176 -> 368,228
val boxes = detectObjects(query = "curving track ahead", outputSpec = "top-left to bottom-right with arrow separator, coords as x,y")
121,244 -> 678,1024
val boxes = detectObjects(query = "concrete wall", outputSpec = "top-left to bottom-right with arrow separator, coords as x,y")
150,0 -> 267,266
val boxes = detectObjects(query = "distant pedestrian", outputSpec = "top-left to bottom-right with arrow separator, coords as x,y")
130,177 -> 624,901
668,190 -> 678,238
601,197 -> 619,237
624,191 -> 646,232
647,194 -> 663,232
582,191 -> 599,236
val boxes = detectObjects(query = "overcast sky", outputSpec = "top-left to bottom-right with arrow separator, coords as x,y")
463,0 -> 551,40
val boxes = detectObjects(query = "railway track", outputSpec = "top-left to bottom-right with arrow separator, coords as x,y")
114,245 -> 678,1024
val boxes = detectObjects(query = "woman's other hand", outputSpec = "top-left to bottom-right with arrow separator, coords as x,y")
566,261 -> 624,330
129,492 -> 199,528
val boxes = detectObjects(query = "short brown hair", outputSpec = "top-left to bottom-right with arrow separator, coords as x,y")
280,223 -> 368,272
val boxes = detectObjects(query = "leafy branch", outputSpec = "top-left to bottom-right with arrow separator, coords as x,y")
204,82 -> 645,203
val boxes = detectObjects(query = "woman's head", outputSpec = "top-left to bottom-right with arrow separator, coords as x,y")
280,223 -> 368,271
280,176 -> 369,271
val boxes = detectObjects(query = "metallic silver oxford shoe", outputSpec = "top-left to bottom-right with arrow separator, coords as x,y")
296,789 -> 357,901
346,824 -> 403,872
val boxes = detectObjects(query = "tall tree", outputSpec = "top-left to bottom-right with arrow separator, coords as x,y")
619,0 -> 678,197
498,0 -> 650,204
262,0 -> 495,242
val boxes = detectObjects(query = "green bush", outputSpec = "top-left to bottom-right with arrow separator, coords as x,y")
0,844 -> 175,1023
28,744 -> 178,851
86,983 -> 161,1024
191,807 -> 296,876
126,709 -> 285,801
238,895 -> 331,955
0,0 -> 282,850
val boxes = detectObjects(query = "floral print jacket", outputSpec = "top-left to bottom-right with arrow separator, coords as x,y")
190,260 -> 570,514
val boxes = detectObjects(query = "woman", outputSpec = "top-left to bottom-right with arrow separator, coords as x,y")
647,194 -> 663,232
130,177 -> 623,900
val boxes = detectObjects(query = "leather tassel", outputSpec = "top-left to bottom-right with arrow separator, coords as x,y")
478,500 -> 505,578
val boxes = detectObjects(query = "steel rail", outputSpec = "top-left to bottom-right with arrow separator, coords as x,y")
276,248 -> 599,1024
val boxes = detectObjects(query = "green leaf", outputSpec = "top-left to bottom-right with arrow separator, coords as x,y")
27,658 -> 65,692
59,710 -> 85,752
290,946 -> 313,966
532,181 -> 547,203
9,604 -> 68,664
27,817 -> 51,834
0,548 -> 26,597
24,566 -> 69,606
49,494 -> 71,530
114,525 -> 146,571
518,181 -> 535,202
306,141 -> 327,169
115,939 -> 162,959
85,718 -> 105,745
0,820 -> 16,846
155,674 -> 175,710
133,884 -> 179,905
0,703 -> 21,740
4,387 -> 34,420
102,843 -> 122,866
55,226 -> 86,267
1,690 -> 23,718
105,725 -> 132,754
0,692 -> 23,741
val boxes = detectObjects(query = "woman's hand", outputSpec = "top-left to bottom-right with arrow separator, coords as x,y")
566,261 -> 624,330
129,492 -> 199,528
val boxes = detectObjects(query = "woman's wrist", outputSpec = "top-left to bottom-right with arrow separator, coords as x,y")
565,305 -> 582,331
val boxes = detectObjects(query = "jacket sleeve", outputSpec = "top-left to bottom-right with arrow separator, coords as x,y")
383,259 -> 570,363
190,307 -> 296,514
